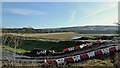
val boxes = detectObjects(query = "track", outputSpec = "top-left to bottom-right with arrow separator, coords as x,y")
2,49 -> 14,61
2,34 -> 118,66
19,43 -> 116,59
2,43 -> 117,63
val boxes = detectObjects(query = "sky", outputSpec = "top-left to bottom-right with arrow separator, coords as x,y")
2,2 -> 118,29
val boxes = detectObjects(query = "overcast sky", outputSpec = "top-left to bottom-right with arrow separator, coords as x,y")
2,2 -> 118,28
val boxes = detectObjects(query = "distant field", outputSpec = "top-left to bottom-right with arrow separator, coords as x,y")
3,32 -> 116,40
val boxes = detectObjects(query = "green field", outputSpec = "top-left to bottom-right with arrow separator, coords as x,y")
3,39 -> 81,53
2,32 -> 116,53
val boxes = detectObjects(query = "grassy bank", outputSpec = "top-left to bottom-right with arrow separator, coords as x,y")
17,40 -> 79,52
2,45 -> 28,53
3,40 -> 82,53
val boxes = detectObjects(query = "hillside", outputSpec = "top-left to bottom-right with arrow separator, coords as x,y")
2,25 -> 118,34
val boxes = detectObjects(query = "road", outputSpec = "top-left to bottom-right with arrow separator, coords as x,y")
2,43 -> 117,64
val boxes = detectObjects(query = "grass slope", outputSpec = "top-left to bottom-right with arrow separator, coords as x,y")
3,32 -> 115,40
3,40 -> 80,53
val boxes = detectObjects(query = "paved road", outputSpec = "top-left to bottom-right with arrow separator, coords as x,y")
23,43 -> 116,59
2,43 -> 117,63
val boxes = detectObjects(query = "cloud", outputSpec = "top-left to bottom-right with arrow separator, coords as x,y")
5,8 -> 46,15
87,16 -> 118,26
69,10 -> 77,23
68,2 -> 118,25
81,3 -> 118,20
